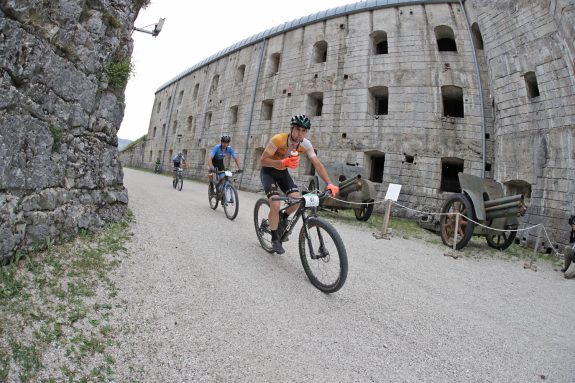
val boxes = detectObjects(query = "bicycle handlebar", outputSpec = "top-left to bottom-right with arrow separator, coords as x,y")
271,190 -> 332,204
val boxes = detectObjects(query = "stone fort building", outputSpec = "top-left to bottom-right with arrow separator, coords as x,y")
121,0 -> 575,246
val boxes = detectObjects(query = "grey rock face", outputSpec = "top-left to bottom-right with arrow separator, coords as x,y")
0,0 -> 144,261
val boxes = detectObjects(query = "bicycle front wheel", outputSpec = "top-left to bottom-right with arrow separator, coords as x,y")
208,182 -> 219,209
177,175 -> 183,191
299,217 -> 348,293
253,198 -> 274,253
172,177 -> 177,189
223,184 -> 239,220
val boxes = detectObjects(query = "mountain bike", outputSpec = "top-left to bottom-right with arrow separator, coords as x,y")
208,169 -> 242,220
253,190 -> 348,293
172,167 -> 183,191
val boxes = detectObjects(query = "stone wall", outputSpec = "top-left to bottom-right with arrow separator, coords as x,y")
0,0 -> 145,261
121,0 -> 575,247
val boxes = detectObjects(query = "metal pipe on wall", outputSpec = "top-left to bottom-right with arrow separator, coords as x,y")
459,0 -> 486,178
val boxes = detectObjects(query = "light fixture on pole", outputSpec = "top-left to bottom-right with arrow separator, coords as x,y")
133,17 -> 165,37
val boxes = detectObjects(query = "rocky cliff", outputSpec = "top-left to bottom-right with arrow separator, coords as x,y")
0,0 -> 147,261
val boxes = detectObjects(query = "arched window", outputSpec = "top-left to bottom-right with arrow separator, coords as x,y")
193,83 -> 199,100
368,86 -> 389,115
312,41 -> 328,63
524,71 -> 540,98
306,92 -> 323,116
209,75 -> 219,95
441,85 -> 464,117
236,65 -> 246,84
435,25 -> 457,52
261,99 -> 273,120
471,23 -> 484,50
370,31 -> 388,55
269,53 -> 280,75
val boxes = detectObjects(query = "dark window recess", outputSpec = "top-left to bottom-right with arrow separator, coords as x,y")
370,156 -> 385,183
440,159 -> 463,192
442,86 -> 464,118
341,133 -> 347,139
376,40 -> 388,54
376,96 -> 388,115
525,72 -> 540,98
344,74 -> 349,79
485,133 -> 490,139
485,163 -> 492,172
404,154 -> 414,163
437,38 -> 457,52
471,23 -> 484,50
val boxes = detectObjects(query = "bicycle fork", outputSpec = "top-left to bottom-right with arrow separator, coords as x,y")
302,216 -> 329,260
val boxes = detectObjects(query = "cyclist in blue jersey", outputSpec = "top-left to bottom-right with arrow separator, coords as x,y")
207,135 -> 241,183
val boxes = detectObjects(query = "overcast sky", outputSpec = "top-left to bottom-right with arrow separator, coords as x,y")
118,0 -> 356,141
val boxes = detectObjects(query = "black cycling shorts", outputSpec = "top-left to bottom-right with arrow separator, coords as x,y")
260,167 -> 299,198
173,161 -> 180,168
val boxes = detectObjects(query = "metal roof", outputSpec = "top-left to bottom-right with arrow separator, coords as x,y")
156,0 -> 458,93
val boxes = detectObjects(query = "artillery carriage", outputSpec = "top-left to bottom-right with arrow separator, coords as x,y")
439,173 -> 526,250
307,163 -> 377,221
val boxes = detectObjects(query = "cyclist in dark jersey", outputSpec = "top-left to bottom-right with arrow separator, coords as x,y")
260,114 -> 339,254
207,135 -> 241,183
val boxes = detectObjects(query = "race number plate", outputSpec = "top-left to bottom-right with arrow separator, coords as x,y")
303,194 -> 319,207
224,170 -> 232,177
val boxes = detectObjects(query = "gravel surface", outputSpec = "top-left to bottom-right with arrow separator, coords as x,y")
110,168 -> 575,382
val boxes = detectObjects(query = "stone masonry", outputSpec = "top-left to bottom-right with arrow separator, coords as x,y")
120,0 -> 575,248
1,0 -> 146,261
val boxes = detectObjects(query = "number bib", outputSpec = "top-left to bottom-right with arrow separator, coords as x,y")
303,194 -> 319,207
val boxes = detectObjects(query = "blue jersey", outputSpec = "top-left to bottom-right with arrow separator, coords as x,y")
210,144 -> 237,161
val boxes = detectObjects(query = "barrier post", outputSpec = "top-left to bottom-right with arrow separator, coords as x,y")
453,212 -> 460,251
533,225 -> 543,257
525,224 -> 542,271
372,184 -> 402,240
381,199 -> 393,240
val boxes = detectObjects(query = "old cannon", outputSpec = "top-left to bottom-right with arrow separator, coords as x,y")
439,173 -> 527,250
307,163 -> 377,221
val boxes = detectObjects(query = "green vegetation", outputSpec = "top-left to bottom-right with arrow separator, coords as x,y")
121,134 -> 146,152
104,60 -> 133,89
0,214 -> 133,382
103,11 -> 121,29
50,126 -> 64,151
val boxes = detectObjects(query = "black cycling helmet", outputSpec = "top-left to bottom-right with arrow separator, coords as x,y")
221,135 -> 231,143
290,114 -> 311,129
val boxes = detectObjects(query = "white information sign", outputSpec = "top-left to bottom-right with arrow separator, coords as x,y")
384,183 -> 402,202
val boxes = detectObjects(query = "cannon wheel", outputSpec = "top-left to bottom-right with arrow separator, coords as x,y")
354,200 -> 374,221
440,194 -> 475,250
485,222 -> 517,250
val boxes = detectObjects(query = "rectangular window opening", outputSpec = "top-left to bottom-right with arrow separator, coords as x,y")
440,159 -> 464,192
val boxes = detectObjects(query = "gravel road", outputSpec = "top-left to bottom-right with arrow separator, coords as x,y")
111,168 -> 575,382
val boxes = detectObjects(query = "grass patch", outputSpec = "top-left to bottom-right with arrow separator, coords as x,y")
0,213 -> 133,381
104,60 -> 133,89
321,207 -> 563,265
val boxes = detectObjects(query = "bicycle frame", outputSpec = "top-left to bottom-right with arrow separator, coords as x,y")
273,192 -> 327,259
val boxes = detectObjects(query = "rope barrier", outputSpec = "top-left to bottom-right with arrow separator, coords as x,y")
325,194 -> 564,254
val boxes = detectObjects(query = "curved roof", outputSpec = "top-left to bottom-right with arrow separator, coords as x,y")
156,0 -> 457,93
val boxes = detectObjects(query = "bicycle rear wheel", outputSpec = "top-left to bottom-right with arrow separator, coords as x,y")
254,198 -> 274,253
177,175 -> 183,191
223,184 -> 239,220
172,177 -> 177,189
208,182 -> 218,209
299,217 -> 348,293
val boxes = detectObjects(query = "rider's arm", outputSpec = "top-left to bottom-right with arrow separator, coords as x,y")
260,143 -> 283,168
207,155 -> 214,171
